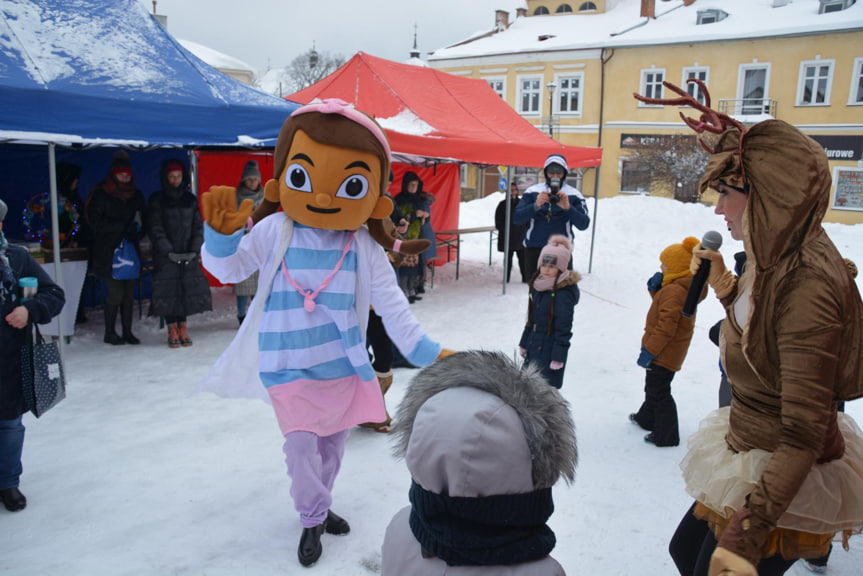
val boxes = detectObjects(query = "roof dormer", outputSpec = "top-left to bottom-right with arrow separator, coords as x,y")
696,8 -> 729,25
819,0 -> 856,13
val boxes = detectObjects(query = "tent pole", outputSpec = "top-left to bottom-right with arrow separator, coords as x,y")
588,166 -> 600,273
48,143 -> 65,354
502,166 -> 511,295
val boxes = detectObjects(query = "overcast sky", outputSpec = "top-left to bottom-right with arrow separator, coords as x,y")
140,0 -> 522,71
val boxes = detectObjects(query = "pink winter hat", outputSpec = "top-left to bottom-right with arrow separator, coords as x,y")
539,235 -> 572,272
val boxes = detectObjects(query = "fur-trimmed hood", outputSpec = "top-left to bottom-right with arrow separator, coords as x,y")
391,350 -> 577,491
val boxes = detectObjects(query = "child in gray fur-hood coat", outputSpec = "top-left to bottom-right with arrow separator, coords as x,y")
381,350 -> 578,575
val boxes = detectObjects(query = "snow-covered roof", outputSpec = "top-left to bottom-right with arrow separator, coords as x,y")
178,39 -> 256,74
429,0 -> 863,61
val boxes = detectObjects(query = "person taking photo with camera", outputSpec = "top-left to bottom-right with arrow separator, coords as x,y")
514,154 -> 590,279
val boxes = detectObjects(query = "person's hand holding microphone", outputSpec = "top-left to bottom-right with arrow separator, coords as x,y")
686,231 -> 737,316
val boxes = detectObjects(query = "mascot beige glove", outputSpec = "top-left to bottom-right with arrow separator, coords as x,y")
201,186 -> 255,235
690,243 -> 737,299
708,547 -> 757,576
436,348 -> 456,361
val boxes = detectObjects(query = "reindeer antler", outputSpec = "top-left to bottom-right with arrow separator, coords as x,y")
633,79 -> 746,154
633,79 -> 750,185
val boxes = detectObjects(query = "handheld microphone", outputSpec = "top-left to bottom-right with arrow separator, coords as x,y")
681,230 -> 723,318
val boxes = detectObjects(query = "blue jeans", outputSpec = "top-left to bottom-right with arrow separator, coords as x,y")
0,415 -> 25,490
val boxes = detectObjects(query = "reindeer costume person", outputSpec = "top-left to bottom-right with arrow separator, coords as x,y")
634,81 -> 863,576
198,99 -> 446,568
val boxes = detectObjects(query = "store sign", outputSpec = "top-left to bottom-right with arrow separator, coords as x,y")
810,135 -> 862,161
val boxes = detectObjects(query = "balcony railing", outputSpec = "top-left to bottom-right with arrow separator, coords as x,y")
718,98 -> 777,117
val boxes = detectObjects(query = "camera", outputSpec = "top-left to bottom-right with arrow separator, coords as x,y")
548,192 -> 559,204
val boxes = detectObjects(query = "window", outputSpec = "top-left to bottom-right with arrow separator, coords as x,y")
850,57 -> 863,105
578,2 -> 597,11
556,4 -> 573,13
797,60 -> 834,105
696,9 -> 728,24
534,6 -> 550,15
620,159 -> 652,194
555,73 -> 584,115
639,69 -> 666,104
737,63 -> 771,115
459,164 -> 468,187
484,77 -> 506,99
518,76 -> 542,115
682,67 -> 709,105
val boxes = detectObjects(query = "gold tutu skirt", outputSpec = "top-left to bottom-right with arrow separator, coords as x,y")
681,408 -> 863,558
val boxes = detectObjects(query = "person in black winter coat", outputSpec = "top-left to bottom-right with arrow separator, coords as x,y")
519,235 -> 580,389
393,172 -> 436,302
56,162 -> 91,324
86,152 -> 146,345
495,181 -> 527,283
0,198 -> 65,512
146,159 -> 212,348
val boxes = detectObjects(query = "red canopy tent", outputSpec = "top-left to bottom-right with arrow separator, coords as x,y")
288,52 -> 602,268
288,52 -> 602,169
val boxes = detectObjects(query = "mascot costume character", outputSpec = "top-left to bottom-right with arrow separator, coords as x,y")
198,99 -> 446,567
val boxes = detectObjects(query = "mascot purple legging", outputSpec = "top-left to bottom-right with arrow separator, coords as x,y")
283,429 -> 350,528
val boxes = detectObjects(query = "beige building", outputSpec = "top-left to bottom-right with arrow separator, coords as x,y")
429,0 -> 863,224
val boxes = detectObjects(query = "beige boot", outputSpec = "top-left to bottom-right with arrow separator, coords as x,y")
359,370 -> 393,432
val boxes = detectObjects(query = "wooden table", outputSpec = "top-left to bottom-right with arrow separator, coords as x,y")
434,226 -> 497,280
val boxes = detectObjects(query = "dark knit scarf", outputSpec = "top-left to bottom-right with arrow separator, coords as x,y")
408,480 -> 556,567
102,175 -> 136,200
235,185 -> 264,211
0,230 -> 18,307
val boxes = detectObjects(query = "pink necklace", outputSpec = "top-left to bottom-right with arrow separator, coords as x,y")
280,232 -> 355,313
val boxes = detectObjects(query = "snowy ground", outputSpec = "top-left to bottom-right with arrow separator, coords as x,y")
3,194 -> 862,575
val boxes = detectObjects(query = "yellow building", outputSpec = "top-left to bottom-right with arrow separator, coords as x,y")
429,0 -> 863,224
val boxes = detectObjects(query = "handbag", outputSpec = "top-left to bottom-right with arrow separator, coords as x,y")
20,323 -> 67,418
112,238 -> 140,280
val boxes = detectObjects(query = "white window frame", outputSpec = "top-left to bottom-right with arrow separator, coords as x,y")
517,75 -> 543,116
553,72 -> 584,117
736,62 -> 772,115
638,68 -> 666,107
619,157 -> 652,195
682,66 -> 710,105
483,76 -> 507,100
848,57 -> 863,106
796,59 -> 834,106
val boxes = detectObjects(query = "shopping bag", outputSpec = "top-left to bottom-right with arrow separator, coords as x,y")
20,323 -> 67,418
112,238 -> 140,280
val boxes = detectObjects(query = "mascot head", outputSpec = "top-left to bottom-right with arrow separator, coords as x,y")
252,98 -> 427,253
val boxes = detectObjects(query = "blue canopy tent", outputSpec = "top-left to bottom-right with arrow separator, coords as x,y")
0,0 -> 299,340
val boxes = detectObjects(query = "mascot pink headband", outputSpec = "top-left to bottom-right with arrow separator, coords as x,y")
290,98 -> 392,163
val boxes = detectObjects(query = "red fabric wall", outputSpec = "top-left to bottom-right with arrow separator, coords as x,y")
388,163 -> 460,265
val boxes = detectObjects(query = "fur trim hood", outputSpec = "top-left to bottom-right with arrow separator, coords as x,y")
391,350 -> 577,490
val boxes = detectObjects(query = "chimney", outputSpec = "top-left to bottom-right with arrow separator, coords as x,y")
495,9 -> 510,30
641,0 -> 656,19
516,7 -> 527,18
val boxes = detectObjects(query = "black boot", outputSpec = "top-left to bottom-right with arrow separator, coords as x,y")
297,523 -> 325,567
325,510 -> 350,535
120,300 -> 140,345
0,487 -> 27,512
103,304 -> 124,345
